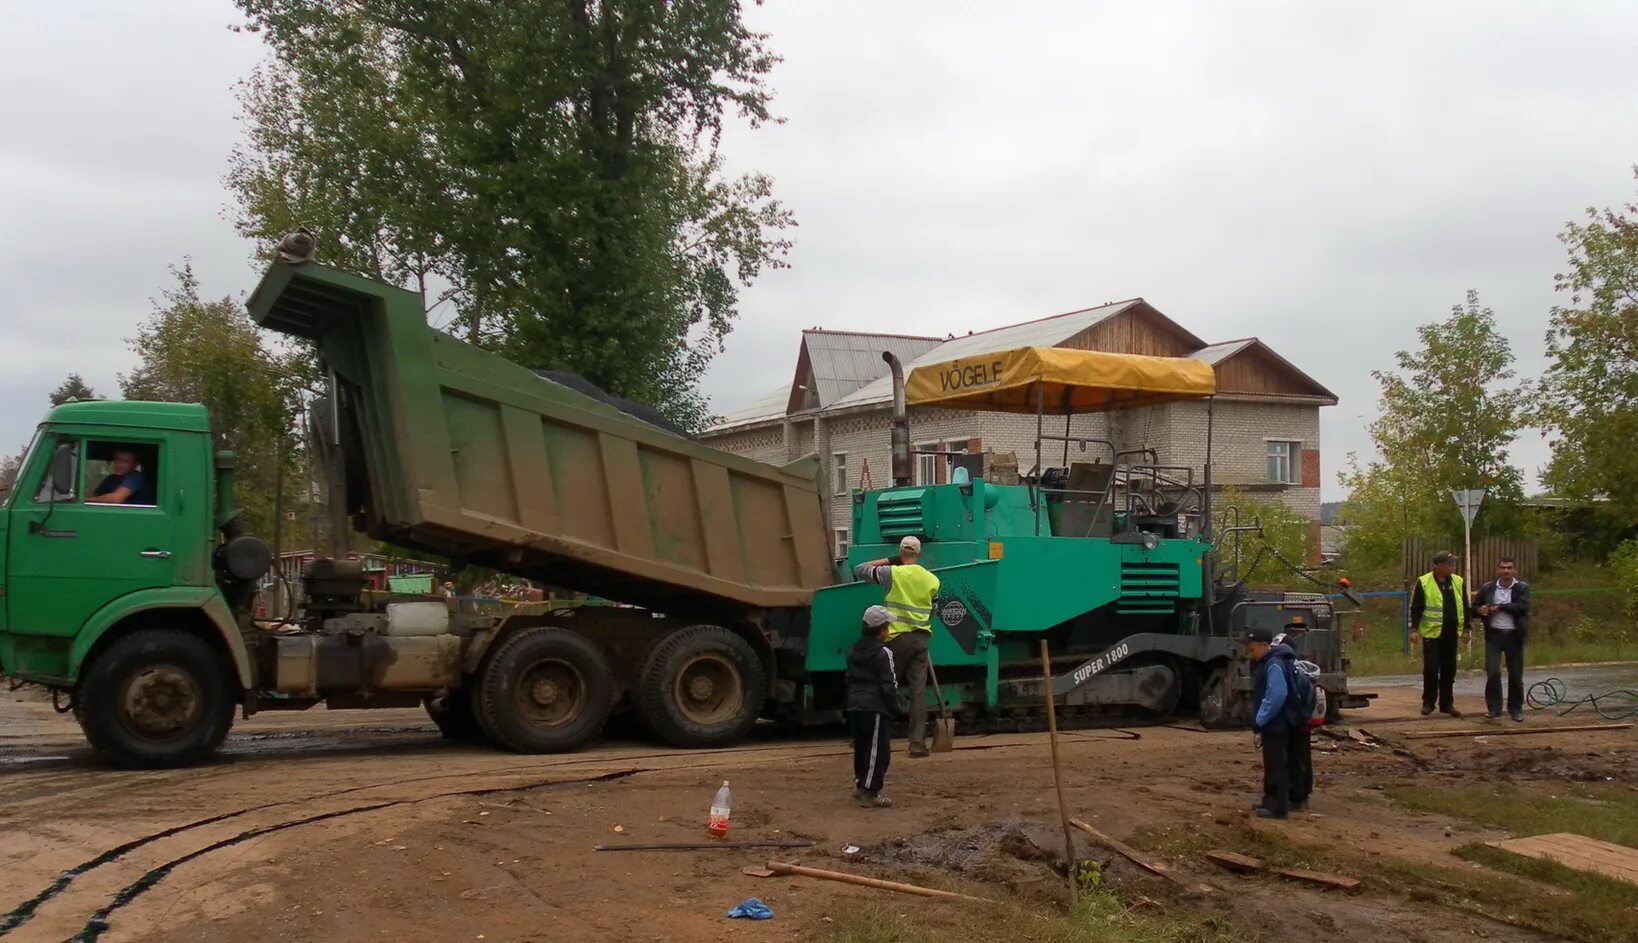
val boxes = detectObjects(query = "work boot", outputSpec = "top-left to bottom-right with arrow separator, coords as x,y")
908,743 -> 930,758
1253,807 -> 1287,820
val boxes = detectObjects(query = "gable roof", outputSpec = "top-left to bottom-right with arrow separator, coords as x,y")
1193,337 -> 1337,403
793,329 -> 943,411
710,385 -> 790,432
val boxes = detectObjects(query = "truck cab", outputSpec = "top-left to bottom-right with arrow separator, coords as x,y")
1,401 -> 255,767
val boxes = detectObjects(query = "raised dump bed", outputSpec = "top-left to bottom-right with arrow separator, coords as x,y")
247,262 -> 832,616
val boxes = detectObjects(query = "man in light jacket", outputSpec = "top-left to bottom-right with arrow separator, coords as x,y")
1473,556 -> 1531,722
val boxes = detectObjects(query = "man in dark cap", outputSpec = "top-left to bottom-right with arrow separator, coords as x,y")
1409,551 -> 1466,717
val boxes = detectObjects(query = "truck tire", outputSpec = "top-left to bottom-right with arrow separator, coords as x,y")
473,627 -> 612,753
636,625 -> 766,748
75,628 -> 235,769
424,688 -> 484,742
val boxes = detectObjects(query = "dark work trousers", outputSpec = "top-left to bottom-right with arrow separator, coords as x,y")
1259,729 -> 1292,817
1485,630 -> 1526,716
1421,630 -> 1459,711
887,630 -> 931,748
848,710 -> 891,795
1288,727 -> 1313,805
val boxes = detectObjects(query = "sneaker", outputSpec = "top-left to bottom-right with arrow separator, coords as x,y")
857,792 -> 893,808
1510,711 -> 1525,722
908,744 -> 930,758
852,788 -> 869,802
1420,705 -> 1434,716
1253,807 -> 1287,820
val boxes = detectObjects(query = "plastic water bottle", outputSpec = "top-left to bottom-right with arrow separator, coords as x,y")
707,781 -> 732,839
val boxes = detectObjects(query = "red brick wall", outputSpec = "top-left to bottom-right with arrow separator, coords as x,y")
1307,520 -> 1323,564
1300,449 -> 1320,488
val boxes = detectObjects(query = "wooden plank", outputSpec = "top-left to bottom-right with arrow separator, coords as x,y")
1206,850 -> 1265,873
1274,868 -> 1362,891
1071,819 -> 1215,896
1398,723 -> 1632,740
1488,834 -> 1638,886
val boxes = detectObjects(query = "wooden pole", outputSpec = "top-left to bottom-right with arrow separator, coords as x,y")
1398,722 -> 1632,740
1040,640 -> 1079,904
765,861 -> 988,903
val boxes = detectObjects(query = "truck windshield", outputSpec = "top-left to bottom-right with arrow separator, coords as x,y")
0,426 -> 43,509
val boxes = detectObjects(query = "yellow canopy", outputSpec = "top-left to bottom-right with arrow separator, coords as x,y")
904,346 -> 1216,415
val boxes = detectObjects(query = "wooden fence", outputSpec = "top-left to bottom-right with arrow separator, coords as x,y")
1402,536 -> 1538,582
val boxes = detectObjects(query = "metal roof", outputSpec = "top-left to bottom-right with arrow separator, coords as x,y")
827,300 -> 1140,410
801,330 -> 944,407
707,385 -> 790,432
1188,338 -> 1255,365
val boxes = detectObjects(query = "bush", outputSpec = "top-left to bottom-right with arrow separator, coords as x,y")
1611,538 -> 1638,625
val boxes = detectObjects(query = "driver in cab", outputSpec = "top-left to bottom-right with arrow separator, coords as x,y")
86,448 -> 153,505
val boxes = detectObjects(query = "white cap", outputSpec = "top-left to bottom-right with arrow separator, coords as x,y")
862,605 -> 893,628
899,535 -> 921,554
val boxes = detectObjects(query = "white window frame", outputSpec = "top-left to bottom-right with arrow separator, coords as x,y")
1266,439 -> 1299,485
913,441 -> 940,486
833,527 -> 850,560
832,452 -> 848,495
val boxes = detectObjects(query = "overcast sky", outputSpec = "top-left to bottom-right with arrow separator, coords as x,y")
3,2 -> 1636,500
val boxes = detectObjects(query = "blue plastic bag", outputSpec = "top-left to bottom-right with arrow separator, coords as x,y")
727,897 -> 774,920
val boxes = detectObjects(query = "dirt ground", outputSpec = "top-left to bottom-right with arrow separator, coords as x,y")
0,675 -> 1633,943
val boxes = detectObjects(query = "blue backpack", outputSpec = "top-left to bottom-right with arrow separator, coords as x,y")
1283,659 -> 1318,728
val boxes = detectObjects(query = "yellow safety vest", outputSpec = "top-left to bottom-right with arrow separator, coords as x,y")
1417,572 -> 1465,640
884,564 -> 940,640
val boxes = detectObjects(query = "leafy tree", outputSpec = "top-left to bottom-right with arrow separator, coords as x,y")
121,264 -> 303,537
0,451 -> 21,497
1339,291 -> 1527,575
1213,487 -> 1312,587
228,0 -> 795,429
49,374 -> 96,406
1537,168 -> 1638,522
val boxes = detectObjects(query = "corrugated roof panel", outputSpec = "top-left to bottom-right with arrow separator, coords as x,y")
803,331 -> 943,406
706,385 -> 790,431
1189,339 -> 1254,365
827,300 -> 1138,410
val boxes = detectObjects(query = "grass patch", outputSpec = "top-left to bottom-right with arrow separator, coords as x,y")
816,890 -> 1253,943
1384,781 -> 1638,847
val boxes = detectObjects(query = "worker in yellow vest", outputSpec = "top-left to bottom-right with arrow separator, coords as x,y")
854,535 -> 941,757
1409,551 -> 1467,717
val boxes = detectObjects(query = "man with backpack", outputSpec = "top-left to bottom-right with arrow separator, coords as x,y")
1243,626 -> 1316,820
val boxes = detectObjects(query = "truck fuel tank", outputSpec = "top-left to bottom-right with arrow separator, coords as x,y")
268,633 -> 461,697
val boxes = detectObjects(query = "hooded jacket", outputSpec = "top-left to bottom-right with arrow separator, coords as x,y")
1253,641 -> 1300,733
845,636 -> 898,716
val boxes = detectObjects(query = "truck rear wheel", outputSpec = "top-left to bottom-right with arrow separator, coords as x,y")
75,628 -> 235,769
473,627 -> 612,753
636,625 -> 766,748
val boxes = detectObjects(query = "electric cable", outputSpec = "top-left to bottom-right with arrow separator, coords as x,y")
1526,677 -> 1638,721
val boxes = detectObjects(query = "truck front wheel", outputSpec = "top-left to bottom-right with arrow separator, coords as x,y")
473,627 -> 613,753
636,625 -> 767,748
75,628 -> 236,769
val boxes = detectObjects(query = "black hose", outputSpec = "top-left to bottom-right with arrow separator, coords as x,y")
1526,677 -> 1638,721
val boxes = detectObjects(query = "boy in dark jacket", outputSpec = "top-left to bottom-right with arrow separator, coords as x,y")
1245,627 -> 1304,820
846,605 -> 898,808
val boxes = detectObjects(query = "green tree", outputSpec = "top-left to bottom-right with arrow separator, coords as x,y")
1213,487 -> 1312,587
228,0 -> 795,429
49,374 -> 96,406
0,451 -> 21,497
120,264 -> 303,537
1537,168 -> 1638,522
1339,291 -> 1527,576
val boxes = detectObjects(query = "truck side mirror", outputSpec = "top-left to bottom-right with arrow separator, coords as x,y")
46,442 -> 76,501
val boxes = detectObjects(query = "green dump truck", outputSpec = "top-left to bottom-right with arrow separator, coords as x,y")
0,254 -> 1366,768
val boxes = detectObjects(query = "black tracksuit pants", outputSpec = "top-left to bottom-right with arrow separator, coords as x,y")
849,710 -> 891,795
1260,729 -> 1292,817
1288,727 -> 1312,805
1422,630 -> 1459,711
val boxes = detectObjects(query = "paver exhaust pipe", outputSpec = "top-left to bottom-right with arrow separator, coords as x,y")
884,351 -> 911,486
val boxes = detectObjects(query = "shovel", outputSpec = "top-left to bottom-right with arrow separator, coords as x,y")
926,664 -> 956,753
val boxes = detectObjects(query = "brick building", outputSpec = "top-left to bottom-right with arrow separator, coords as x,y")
702,300 -> 1336,559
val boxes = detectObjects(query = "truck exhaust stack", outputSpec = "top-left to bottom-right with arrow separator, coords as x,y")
883,351 -> 911,486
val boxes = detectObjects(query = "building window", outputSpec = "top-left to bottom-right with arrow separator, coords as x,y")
832,452 -> 848,495
834,527 -> 850,560
914,442 -> 938,486
1267,441 -> 1299,484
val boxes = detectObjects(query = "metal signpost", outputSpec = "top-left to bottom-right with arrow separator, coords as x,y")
1451,488 -> 1486,590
